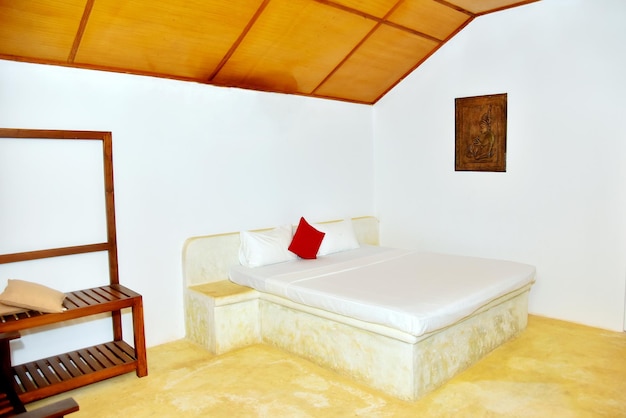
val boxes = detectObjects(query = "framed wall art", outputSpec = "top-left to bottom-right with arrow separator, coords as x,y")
455,93 -> 507,172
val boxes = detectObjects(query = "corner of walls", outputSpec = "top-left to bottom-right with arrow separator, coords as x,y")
372,0 -> 626,332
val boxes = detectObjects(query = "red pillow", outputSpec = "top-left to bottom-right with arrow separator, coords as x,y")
289,217 -> 325,259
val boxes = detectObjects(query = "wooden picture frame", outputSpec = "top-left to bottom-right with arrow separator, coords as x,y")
455,93 -> 507,172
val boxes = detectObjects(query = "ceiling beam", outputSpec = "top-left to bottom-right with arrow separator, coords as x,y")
68,0 -> 96,64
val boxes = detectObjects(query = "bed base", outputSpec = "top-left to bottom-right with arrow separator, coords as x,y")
263,286 -> 529,400
186,280 -> 530,401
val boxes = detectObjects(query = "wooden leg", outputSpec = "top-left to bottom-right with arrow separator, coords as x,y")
0,331 -> 26,413
111,309 -> 123,342
132,297 -> 148,377
0,332 -> 19,379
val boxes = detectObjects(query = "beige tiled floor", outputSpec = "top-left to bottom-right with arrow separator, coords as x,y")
30,315 -> 626,417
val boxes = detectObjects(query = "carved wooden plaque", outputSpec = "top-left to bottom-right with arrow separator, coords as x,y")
455,93 -> 507,172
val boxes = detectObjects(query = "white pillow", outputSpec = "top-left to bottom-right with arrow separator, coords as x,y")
314,219 -> 360,256
239,224 -> 297,268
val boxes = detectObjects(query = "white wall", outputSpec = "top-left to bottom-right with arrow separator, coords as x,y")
0,60 -> 374,362
2,0 -> 624,367
374,0 -> 626,331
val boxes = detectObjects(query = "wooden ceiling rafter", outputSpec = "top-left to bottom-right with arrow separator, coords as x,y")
434,0 -> 475,15
68,0 -> 95,63
208,0 -> 271,82
440,0 -> 539,16
474,1 -> 537,16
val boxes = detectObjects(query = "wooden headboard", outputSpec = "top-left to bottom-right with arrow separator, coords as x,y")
182,216 -> 379,287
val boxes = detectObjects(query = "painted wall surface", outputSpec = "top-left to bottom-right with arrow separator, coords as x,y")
374,0 -> 626,331
0,60 -> 374,362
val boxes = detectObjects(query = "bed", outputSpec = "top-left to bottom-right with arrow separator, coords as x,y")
183,216 -> 535,401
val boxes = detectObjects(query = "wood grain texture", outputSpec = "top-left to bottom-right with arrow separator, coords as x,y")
0,0 -> 537,103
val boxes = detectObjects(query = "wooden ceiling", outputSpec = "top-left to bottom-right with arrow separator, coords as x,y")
0,0 -> 538,104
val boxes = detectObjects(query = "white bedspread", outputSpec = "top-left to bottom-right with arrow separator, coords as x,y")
228,246 -> 535,337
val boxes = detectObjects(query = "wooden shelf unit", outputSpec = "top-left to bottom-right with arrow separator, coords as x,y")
0,128 -> 148,404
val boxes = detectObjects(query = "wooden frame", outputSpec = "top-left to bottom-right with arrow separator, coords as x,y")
0,129 -> 120,326
0,128 -> 147,404
455,93 -> 507,172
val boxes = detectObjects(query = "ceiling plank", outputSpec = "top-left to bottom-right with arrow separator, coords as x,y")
315,24 -> 439,103
0,0 -> 86,62
74,0 -> 265,80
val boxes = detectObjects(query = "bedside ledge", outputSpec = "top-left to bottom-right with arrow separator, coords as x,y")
189,281 -> 258,306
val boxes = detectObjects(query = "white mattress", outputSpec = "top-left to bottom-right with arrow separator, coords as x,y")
228,246 -> 535,337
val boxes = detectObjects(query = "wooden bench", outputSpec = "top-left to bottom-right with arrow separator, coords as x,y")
0,285 -> 147,404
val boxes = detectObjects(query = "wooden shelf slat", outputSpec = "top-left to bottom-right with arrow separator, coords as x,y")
35,360 -> 62,385
87,346 -> 115,368
66,352 -> 92,376
81,288 -> 109,304
47,357 -> 74,381
55,354 -> 81,378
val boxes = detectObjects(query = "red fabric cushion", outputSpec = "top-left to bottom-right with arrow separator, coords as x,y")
288,217 -> 325,259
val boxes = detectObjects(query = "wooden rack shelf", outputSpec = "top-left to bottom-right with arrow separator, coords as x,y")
0,128 -> 148,406
0,284 -> 147,403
